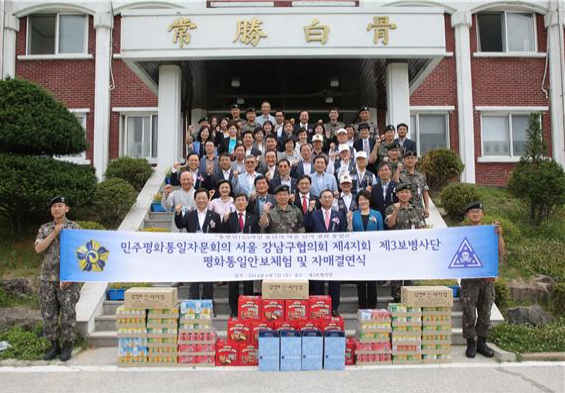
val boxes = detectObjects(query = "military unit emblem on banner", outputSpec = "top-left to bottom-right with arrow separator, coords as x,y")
448,238 -> 483,269
76,240 -> 110,272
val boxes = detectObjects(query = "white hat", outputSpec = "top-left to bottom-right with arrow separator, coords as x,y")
336,128 -> 347,135
338,144 -> 350,154
339,174 -> 353,184
356,151 -> 368,159
312,134 -> 324,142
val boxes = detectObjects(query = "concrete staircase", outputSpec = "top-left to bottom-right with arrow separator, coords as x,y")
87,282 -> 486,347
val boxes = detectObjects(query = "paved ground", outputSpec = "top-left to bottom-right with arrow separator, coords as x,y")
1,347 -> 564,393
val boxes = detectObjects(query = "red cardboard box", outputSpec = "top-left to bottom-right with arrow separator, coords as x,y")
285,299 -> 309,322
216,339 -> 238,366
262,299 -> 285,322
309,296 -> 332,321
227,317 -> 251,345
321,316 -> 344,332
273,320 -> 295,331
345,338 -> 356,366
250,321 -> 274,345
238,296 -> 262,320
178,343 -> 215,354
238,343 -> 258,366
178,354 -> 215,365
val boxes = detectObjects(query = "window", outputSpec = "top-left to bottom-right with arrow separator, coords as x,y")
481,114 -> 531,158
27,14 -> 88,55
57,111 -> 88,163
477,12 -> 535,52
123,115 -> 158,161
409,113 -> 449,156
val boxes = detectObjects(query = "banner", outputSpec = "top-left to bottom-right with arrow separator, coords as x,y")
60,226 -> 498,282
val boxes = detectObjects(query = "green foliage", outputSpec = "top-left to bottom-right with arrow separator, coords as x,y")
75,221 -> 106,230
140,227 -> 168,232
0,154 -> 97,232
551,283 -> 565,316
108,282 -> 151,289
0,78 -> 86,155
440,183 -> 480,221
523,113 -> 547,164
419,149 -> 464,191
508,159 -> 565,225
490,318 -> 565,354
494,278 -> 510,311
0,325 -> 50,361
105,157 -> 153,192
0,286 -> 39,309
506,238 -> 565,282
93,178 -> 137,228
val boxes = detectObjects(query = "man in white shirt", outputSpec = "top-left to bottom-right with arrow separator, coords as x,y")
334,174 -> 358,215
256,101 -> 276,126
234,155 -> 259,197
352,151 -> 377,193
162,171 -> 196,232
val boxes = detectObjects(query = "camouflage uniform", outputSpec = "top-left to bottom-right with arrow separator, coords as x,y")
387,159 -> 401,175
240,121 -> 258,134
461,278 -> 494,339
324,121 -> 345,138
398,169 -> 429,208
35,219 -> 81,343
265,204 -> 305,233
385,203 -> 426,301
355,121 -> 378,139
378,140 -> 394,163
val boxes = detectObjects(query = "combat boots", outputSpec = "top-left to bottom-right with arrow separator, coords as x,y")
59,341 -> 73,362
465,338 -> 476,358
477,337 -> 494,357
43,340 -> 60,361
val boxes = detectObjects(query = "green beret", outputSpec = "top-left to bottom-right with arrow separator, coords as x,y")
50,196 -> 68,207
387,141 -> 400,150
465,201 -> 484,213
403,150 -> 417,158
395,183 -> 412,192
274,184 -> 290,194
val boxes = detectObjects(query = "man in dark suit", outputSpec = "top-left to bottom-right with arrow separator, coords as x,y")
174,188 -> 221,302
291,144 -> 315,179
171,153 -> 215,190
305,189 -> 347,317
269,158 -> 297,195
221,193 -> 260,317
395,123 -> 417,156
293,175 -> 319,229
354,123 -> 377,157
293,110 -> 314,138
278,120 -> 296,152
334,174 -> 358,215
257,150 -> 279,181
370,162 -> 398,226
248,175 -> 276,217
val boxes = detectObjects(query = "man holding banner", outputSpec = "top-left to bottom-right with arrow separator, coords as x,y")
462,201 -> 506,359
175,188 -> 221,304
385,183 -> 426,302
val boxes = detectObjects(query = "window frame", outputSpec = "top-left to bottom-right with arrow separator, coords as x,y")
409,109 -> 451,157
56,109 -> 90,164
476,11 -> 538,54
479,111 -> 542,162
120,112 -> 159,164
26,13 -> 89,56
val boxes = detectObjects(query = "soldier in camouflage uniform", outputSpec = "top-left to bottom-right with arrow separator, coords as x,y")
385,183 -> 426,302
461,201 -> 506,358
396,150 -> 430,218
34,196 -> 81,361
376,124 -> 397,163
354,106 -> 378,139
324,107 -> 345,139
259,185 -> 305,234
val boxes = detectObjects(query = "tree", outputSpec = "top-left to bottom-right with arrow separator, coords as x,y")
508,113 -> 565,225
0,77 -> 96,231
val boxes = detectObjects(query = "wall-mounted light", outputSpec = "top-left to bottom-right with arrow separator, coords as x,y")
325,96 -> 334,104
237,97 -> 245,105
231,77 -> 241,88
330,77 -> 339,87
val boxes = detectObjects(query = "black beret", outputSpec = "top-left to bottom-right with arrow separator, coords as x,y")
50,196 -> 68,207
246,107 -> 256,114
387,141 -> 400,150
465,201 -> 484,213
274,184 -> 290,194
230,104 -> 240,110
403,150 -> 417,158
384,124 -> 396,132
358,123 -> 370,131
358,106 -> 370,113
395,183 -> 412,192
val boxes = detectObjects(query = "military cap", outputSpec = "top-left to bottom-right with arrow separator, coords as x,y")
274,184 -> 290,194
358,106 -> 370,113
246,107 -> 256,114
383,124 -> 396,133
387,141 -> 400,150
465,201 -> 484,213
403,150 -> 417,158
50,196 -> 68,207
230,104 -> 240,110
395,183 -> 412,192
358,122 -> 370,131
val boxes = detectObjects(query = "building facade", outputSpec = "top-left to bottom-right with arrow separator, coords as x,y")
1,0 -> 564,185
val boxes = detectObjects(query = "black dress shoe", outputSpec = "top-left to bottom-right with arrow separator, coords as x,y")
331,310 -> 340,317
230,312 -> 237,318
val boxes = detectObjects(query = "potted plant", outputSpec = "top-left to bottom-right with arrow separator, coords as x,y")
151,192 -> 166,212
107,282 -> 151,300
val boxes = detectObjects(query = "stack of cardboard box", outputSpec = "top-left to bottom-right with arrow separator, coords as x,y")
355,309 -> 392,365
178,299 -> 216,366
146,307 -> 179,365
116,305 -> 147,366
388,303 -> 423,365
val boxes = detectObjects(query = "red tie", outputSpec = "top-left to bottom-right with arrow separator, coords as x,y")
325,210 -> 331,231
238,213 -> 244,232
302,196 -> 308,214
